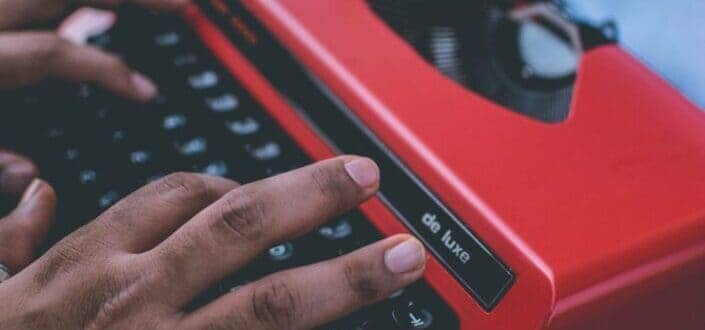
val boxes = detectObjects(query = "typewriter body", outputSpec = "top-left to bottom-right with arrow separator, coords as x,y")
2,0 -> 704,329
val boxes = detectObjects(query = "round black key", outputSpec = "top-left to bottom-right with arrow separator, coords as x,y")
268,242 -> 294,262
98,189 -> 122,210
318,217 -> 354,240
391,301 -> 434,329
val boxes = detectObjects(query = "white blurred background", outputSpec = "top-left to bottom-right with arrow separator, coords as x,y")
564,0 -> 705,109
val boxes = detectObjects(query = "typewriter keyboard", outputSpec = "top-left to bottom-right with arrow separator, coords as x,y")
0,7 -> 458,329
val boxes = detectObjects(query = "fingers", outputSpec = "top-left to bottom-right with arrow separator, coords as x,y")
88,173 -> 240,253
0,0 -> 190,30
0,150 -> 38,196
0,179 -> 56,273
180,235 -> 426,330
145,156 -> 380,307
0,32 -> 157,102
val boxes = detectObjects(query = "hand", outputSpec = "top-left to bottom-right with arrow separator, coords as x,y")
0,150 -> 56,275
0,0 -> 192,285
0,0 -> 191,101
0,0 -> 189,28
0,157 -> 427,329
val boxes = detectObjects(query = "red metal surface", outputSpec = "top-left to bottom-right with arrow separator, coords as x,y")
183,1 -> 705,328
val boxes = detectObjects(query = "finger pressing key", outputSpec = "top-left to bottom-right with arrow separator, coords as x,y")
0,32 -> 157,102
142,156 -> 380,307
88,173 -> 240,253
179,234 -> 426,330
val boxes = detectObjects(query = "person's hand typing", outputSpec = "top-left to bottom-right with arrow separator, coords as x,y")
0,0 -> 195,281
0,2 -> 427,328
0,157 -> 427,329
0,0 -> 192,101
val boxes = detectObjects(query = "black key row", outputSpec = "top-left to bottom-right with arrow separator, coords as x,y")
0,7 -> 458,329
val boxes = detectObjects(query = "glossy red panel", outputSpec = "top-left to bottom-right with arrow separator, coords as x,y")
184,1 -> 705,328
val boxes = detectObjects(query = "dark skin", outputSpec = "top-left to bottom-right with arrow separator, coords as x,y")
0,1 -> 427,328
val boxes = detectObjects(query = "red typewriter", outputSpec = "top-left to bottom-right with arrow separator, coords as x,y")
6,0 -> 703,329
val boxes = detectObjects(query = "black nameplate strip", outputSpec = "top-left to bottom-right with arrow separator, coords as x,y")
198,0 -> 514,310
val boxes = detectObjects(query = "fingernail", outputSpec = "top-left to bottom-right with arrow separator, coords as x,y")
19,179 -> 43,205
385,238 -> 425,274
131,72 -> 158,100
344,158 -> 379,188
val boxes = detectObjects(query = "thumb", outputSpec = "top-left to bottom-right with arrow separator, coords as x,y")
0,179 -> 56,274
